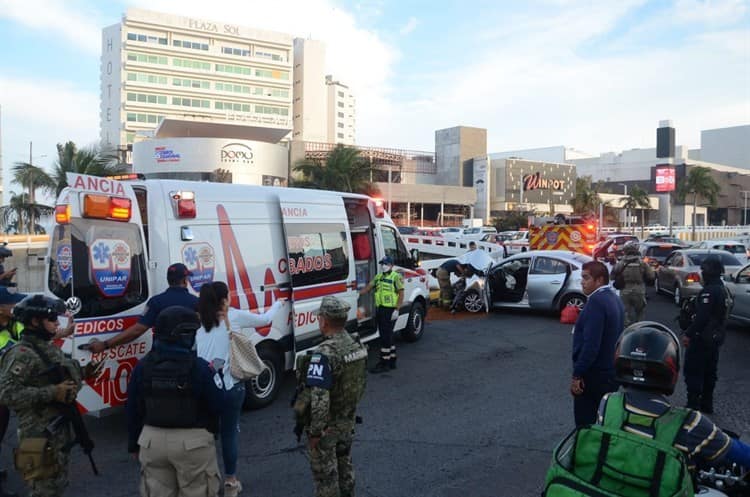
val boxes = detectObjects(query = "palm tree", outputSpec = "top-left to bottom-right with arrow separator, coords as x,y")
677,167 -> 720,241
292,144 -> 378,195
620,186 -> 652,238
50,141 -> 126,196
571,176 -> 602,216
0,192 -> 53,235
10,162 -> 55,234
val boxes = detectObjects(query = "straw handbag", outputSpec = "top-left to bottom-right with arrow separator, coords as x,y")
225,316 -> 267,380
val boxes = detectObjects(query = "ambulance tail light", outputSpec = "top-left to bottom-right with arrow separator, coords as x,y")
686,272 -> 701,284
55,204 -> 71,224
587,224 -> 595,230
171,191 -> 196,219
371,198 -> 385,218
83,194 -> 132,222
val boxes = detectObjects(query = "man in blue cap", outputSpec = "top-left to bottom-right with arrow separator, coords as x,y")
88,263 -> 199,354
360,256 -> 404,373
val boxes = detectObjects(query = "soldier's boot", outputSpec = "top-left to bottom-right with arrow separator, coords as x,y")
389,357 -> 397,370
686,393 -> 701,410
700,391 -> 715,414
369,360 -> 390,374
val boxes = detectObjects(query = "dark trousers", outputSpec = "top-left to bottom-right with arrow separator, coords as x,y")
376,306 -> 396,362
684,342 -> 720,400
574,376 -> 617,427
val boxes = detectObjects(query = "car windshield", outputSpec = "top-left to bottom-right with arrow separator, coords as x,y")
647,246 -> 678,257
687,252 -> 742,266
512,232 -> 527,240
712,244 -> 746,254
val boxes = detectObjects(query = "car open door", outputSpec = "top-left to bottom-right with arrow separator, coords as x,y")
527,256 -> 568,309
278,192 -> 358,354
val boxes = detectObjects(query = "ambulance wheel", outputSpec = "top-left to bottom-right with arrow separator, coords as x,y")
463,290 -> 484,313
244,345 -> 283,410
401,301 -> 425,343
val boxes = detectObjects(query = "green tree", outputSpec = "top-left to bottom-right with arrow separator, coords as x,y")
570,176 -> 603,216
292,144 -> 379,195
0,192 -> 53,235
676,166 -> 720,241
50,141 -> 126,196
620,185 -> 652,238
491,210 -> 535,231
10,162 -> 55,234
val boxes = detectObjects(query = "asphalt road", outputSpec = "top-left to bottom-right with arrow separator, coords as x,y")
1,289 -> 748,497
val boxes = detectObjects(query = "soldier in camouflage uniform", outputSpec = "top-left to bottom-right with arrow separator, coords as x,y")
0,295 -> 95,497
612,242 -> 654,326
294,296 -> 367,497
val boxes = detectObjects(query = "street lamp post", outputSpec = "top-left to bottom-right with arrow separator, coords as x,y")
618,183 -> 628,231
741,191 -> 750,226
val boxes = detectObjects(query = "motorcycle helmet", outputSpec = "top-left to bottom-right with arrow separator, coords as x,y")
614,321 -> 681,395
623,241 -> 640,256
12,294 -> 66,326
0,244 -> 12,258
700,254 -> 724,280
153,306 -> 200,349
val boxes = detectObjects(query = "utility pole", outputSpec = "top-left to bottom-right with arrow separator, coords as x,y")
742,191 -> 750,226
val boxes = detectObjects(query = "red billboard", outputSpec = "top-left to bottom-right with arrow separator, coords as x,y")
655,166 -> 676,192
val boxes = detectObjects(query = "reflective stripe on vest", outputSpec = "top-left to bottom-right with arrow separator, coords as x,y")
0,322 -> 24,355
375,272 -> 400,308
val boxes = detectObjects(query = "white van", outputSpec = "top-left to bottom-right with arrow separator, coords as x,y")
462,226 -> 498,241
47,174 -> 430,413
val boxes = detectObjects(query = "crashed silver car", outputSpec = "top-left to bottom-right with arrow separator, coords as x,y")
459,250 -> 593,313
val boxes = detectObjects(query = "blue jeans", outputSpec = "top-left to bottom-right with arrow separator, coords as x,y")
220,382 -> 245,476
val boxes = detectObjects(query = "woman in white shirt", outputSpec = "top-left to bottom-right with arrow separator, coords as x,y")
195,281 -> 284,497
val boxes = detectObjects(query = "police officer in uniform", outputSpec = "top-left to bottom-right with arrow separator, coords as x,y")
680,254 -> 731,413
0,295 -> 95,497
127,306 -> 223,497
612,241 -> 654,326
301,296 -> 367,497
88,263 -> 199,353
600,321 -> 750,468
359,256 -> 403,374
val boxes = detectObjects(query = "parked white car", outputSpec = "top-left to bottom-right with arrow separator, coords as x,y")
461,226 -> 498,241
692,240 -> 749,264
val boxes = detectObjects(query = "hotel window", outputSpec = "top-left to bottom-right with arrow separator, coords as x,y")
173,58 -> 211,71
337,102 -> 344,108
127,32 -> 167,45
173,39 -> 209,51
216,82 -> 251,94
127,113 -> 165,124
338,91 -> 344,97
254,69 -> 289,80
215,101 -> 251,112
255,50 -> 284,62
216,64 -> 252,76
127,72 -> 168,85
126,92 -> 168,105
172,78 -> 210,89
254,87 -> 289,98
255,105 -> 289,116
171,97 -> 210,108
337,122 -> 344,128
127,52 -> 168,65
337,133 -> 344,139
222,46 -> 250,57
337,112 -> 344,118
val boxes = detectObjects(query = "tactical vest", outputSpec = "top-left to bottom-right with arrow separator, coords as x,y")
141,352 -> 200,429
374,271 -> 400,308
0,321 -> 23,355
328,338 -> 367,421
622,258 -> 645,287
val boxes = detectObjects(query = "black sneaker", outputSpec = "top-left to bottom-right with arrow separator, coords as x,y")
369,361 -> 390,374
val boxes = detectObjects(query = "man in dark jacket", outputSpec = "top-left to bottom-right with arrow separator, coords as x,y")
681,254 -> 732,414
126,306 -> 223,496
571,261 -> 625,426
436,259 -> 464,309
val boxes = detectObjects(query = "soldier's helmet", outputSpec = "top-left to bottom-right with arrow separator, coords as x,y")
614,321 -> 680,395
623,241 -> 640,256
153,306 -> 200,349
12,294 -> 66,325
700,254 -> 724,279
0,244 -> 12,258
317,296 -> 350,321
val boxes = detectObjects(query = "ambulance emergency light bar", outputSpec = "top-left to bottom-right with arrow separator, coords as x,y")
82,194 -> 132,221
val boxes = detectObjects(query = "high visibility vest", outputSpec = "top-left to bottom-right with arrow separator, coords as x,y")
374,271 -> 402,308
0,321 -> 24,355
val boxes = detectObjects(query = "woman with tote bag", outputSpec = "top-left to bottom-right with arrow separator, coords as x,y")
195,281 -> 285,497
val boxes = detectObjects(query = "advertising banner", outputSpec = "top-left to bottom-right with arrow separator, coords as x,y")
655,166 -> 676,192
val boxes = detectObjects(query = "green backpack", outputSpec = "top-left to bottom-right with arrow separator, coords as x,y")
543,393 -> 694,497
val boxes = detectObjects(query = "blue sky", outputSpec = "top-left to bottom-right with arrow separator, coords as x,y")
1,0 -> 749,199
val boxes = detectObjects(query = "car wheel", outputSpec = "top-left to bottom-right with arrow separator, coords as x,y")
674,286 -> 681,306
463,290 -> 484,313
561,293 -> 587,312
244,344 -> 284,410
401,301 -> 426,342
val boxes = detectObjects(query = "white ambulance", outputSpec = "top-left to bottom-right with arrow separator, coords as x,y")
47,173 -> 430,414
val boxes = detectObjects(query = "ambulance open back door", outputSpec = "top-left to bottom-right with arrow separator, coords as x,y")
277,191 -> 358,355
46,173 -> 150,414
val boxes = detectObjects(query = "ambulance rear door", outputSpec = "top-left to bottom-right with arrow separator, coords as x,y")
278,192 -> 358,353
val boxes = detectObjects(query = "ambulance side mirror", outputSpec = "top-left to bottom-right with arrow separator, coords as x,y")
181,226 -> 194,241
410,248 -> 420,264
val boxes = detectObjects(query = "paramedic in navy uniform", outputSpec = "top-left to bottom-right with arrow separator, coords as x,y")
87,263 -> 199,354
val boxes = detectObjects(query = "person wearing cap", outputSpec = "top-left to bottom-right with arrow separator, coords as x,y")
681,254 -> 732,414
127,306 -> 223,496
300,296 -> 366,497
359,256 -> 404,373
88,263 -> 199,354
